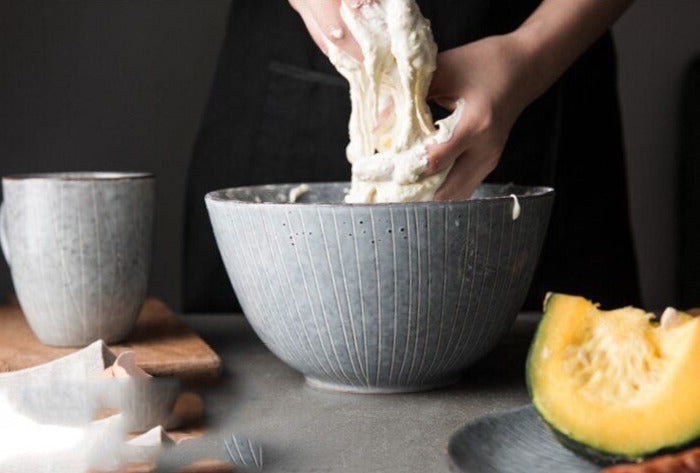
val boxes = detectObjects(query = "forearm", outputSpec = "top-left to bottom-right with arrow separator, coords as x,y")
511,0 -> 634,105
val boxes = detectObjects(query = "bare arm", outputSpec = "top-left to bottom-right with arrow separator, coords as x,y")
513,0 -> 635,113
289,0 -> 636,200
428,0 -> 636,199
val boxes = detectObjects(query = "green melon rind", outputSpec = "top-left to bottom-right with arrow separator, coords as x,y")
526,293 -> 700,466
548,423 -> 700,466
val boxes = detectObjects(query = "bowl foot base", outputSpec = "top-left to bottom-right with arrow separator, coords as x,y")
304,375 -> 462,394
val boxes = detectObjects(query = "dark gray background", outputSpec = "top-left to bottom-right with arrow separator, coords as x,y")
1,0 -> 698,311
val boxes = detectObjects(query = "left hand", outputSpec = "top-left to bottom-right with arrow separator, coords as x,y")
426,34 -> 535,200
288,0 -> 368,61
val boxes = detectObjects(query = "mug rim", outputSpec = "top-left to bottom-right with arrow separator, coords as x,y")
2,172 -> 154,181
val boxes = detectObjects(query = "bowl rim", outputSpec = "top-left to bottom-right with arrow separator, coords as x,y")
204,182 -> 555,207
3,172 -> 154,182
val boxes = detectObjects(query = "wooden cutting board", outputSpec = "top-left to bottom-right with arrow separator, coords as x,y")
0,298 -> 230,472
0,297 -> 222,379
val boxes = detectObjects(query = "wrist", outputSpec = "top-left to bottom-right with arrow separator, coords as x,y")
505,28 -> 555,109
508,0 -> 634,103
495,32 -> 543,127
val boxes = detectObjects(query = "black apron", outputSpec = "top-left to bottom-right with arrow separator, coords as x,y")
184,0 -> 641,312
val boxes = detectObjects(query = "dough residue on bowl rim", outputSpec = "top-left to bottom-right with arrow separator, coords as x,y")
288,183 -> 311,203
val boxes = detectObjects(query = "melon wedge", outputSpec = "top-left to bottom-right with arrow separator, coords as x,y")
527,293 -> 700,464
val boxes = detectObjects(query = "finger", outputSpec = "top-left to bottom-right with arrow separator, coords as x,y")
306,0 -> 364,60
425,140 -> 463,177
424,117 -> 472,175
292,0 -> 331,55
433,151 -> 496,201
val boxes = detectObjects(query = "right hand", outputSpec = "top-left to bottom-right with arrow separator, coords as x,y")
425,34 -> 533,200
288,0 -> 370,60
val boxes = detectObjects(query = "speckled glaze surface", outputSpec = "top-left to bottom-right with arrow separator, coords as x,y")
0,173 -> 154,346
448,405 -> 599,473
206,183 -> 554,393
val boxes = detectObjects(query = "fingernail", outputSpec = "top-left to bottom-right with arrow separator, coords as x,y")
328,27 -> 345,40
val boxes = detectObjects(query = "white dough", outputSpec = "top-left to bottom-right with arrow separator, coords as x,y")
660,307 -> 683,329
510,194 -> 521,220
325,0 -> 464,203
289,183 -> 311,203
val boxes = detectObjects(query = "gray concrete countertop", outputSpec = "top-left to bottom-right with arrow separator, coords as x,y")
183,313 -> 540,473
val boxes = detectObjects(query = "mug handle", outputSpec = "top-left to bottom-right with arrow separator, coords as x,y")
0,201 -> 10,267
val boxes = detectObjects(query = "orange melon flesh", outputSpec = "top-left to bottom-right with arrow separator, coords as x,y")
528,294 -> 700,461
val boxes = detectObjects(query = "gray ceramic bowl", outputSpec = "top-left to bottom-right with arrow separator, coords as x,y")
206,183 -> 554,393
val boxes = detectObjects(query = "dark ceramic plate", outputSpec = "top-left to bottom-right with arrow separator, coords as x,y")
447,405 -> 599,473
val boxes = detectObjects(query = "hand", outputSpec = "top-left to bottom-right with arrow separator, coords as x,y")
426,34 -> 535,200
427,0 -> 635,201
288,0 -> 370,60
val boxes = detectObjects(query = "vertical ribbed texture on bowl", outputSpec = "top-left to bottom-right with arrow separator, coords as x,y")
206,183 -> 553,393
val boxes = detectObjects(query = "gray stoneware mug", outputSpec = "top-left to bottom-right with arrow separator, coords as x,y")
0,172 -> 154,346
